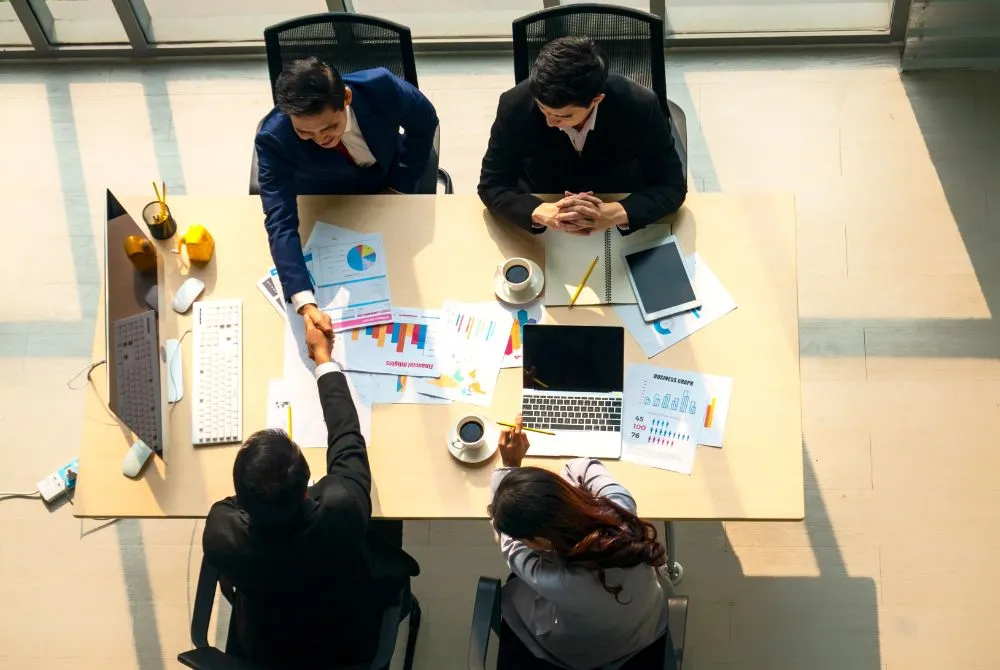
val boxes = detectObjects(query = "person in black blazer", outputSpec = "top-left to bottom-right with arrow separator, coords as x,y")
202,322 -> 418,668
478,37 -> 686,236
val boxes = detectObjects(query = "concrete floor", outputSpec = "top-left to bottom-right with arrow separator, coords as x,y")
0,48 -> 999,669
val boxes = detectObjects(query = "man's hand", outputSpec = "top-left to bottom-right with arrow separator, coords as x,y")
305,320 -> 334,365
299,304 -> 333,338
498,415 -> 530,468
531,202 -> 591,236
555,194 -> 628,233
554,191 -> 602,227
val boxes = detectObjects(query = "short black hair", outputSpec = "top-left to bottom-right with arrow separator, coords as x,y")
275,56 -> 347,116
529,37 -> 609,108
233,429 -> 310,528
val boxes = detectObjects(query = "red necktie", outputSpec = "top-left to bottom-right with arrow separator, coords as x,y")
332,141 -> 357,167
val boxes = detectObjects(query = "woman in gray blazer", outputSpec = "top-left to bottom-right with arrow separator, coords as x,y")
488,420 -> 671,670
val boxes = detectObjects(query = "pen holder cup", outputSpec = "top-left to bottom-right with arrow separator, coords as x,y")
141,200 -> 177,241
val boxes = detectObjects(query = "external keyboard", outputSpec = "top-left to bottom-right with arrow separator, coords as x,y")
191,300 -> 243,446
112,311 -> 162,453
521,393 -> 623,432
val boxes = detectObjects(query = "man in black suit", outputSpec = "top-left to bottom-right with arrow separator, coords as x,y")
203,322 -> 418,668
478,36 -> 686,236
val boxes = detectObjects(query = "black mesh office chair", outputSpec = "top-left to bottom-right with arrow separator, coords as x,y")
468,577 -> 688,670
249,12 -> 453,195
511,4 -> 687,177
178,555 -> 421,670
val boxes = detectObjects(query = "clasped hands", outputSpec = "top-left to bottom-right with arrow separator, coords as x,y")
531,191 -> 628,236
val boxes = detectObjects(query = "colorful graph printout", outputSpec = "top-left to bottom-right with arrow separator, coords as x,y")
498,303 -> 545,368
332,308 -> 441,377
621,364 -> 709,474
415,301 -> 512,407
304,232 -> 392,332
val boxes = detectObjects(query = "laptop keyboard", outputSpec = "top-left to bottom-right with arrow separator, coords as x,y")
521,395 -> 623,432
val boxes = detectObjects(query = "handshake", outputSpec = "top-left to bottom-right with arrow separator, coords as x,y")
299,305 -> 335,365
531,191 -> 628,236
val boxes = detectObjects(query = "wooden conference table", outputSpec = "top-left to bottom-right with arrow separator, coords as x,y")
75,193 -> 803,521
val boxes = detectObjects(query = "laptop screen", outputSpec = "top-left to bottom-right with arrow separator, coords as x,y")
522,325 -> 624,393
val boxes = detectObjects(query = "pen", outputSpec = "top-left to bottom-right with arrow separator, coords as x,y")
569,255 -> 599,307
497,421 -> 555,436
286,403 -> 293,440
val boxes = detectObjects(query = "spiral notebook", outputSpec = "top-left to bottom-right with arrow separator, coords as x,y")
543,224 -> 673,306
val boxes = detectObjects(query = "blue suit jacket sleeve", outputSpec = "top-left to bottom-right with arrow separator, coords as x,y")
257,130 -> 312,301
380,73 -> 438,193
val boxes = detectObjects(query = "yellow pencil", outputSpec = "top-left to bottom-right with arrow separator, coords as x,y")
569,255 -> 599,307
286,404 -> 293,440
152,181 -> 163,203
161,181 -> 167,204
497,421 -> 555,436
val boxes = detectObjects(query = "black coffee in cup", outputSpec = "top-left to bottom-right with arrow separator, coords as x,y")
459,419 -> 485,443
504,263 -> 530,285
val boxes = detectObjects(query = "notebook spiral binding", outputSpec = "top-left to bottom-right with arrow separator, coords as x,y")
603,229 -> 613,303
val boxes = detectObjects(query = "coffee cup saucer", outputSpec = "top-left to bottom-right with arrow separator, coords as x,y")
447,420 -> 500,465
494,260 -> 544,305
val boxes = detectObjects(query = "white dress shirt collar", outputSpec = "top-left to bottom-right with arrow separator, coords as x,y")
339,104 -> 378,168
560,104 -> 599,153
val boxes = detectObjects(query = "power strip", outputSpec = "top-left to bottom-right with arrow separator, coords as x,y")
37,458 -> 79,504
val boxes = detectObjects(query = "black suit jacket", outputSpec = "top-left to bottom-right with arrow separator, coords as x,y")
478,74 -> 686,233
203,371 -> 419,668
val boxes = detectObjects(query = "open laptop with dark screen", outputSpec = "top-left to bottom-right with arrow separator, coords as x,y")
519,325 -> 624,458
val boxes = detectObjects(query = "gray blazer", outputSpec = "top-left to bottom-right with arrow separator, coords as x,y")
491,459 -> 667,670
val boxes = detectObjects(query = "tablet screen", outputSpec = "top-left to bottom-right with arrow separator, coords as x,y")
624,241 -> 696,314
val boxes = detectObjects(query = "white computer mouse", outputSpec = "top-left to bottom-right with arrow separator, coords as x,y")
122,439 -> 154,478
172,277 -> 205,314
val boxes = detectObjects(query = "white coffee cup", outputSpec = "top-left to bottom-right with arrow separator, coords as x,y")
500,258 -> 533,294
451,415 -> 488,453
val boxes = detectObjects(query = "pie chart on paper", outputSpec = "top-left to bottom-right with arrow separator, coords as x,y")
346,244 -> 377,272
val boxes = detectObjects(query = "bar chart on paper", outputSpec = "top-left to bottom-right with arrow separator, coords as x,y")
416,301 -> 513,407
621,364 -> 710,474
641,387 -> 699,415
501,304 -> 544,368
333,308 -> 442,377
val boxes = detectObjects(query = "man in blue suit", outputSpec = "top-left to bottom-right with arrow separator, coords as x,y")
257,57 -> 439,336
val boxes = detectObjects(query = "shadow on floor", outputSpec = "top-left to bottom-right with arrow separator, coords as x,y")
674,448 -> 880,670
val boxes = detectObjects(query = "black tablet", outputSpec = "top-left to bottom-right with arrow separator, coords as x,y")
621,236 -> 701,321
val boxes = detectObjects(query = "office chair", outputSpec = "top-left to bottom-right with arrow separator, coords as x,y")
468,577 -> 688,670
178,555 -> 421,670
249,12 -> 453,195
511,4 -> 688,177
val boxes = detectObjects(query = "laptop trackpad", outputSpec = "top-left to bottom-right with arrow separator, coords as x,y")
527,430 -> 622,459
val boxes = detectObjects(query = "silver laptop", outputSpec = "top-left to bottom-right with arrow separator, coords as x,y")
519,325 -> 624,458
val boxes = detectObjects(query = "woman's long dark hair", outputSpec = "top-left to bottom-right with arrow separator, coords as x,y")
488,467 -> 666,603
